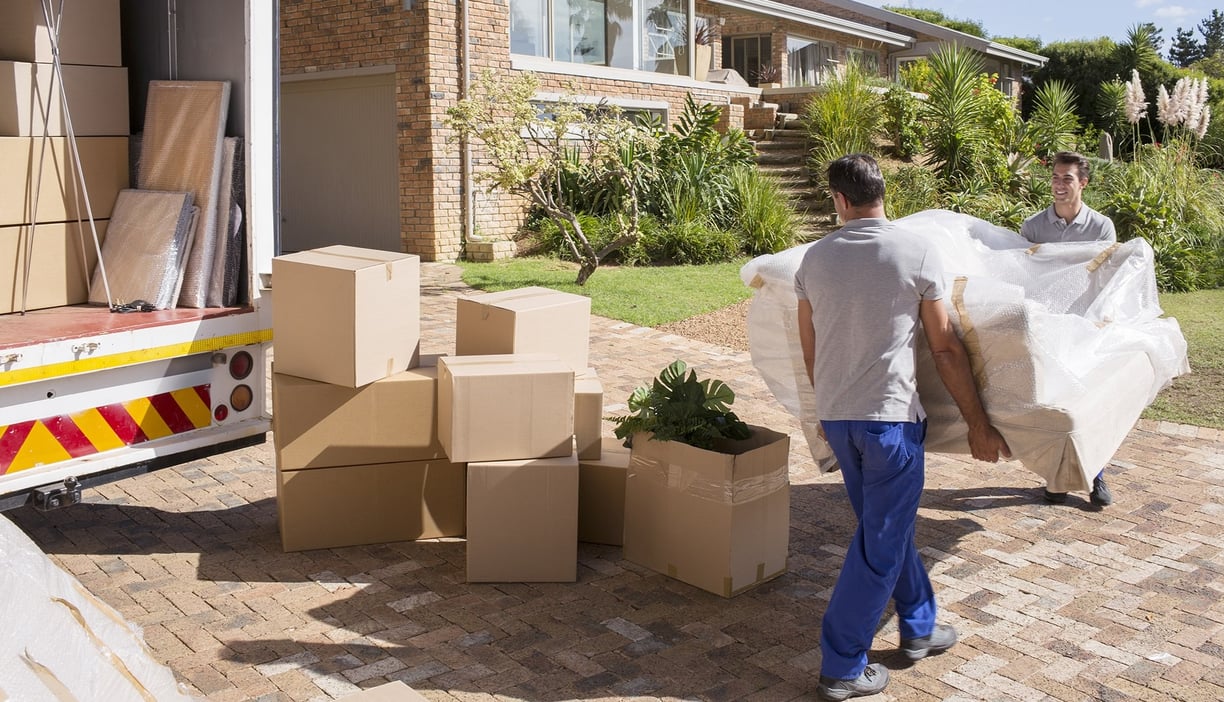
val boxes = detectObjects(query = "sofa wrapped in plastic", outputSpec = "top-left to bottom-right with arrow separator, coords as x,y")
740,209 -> 1189,492
0,513 -> 198,702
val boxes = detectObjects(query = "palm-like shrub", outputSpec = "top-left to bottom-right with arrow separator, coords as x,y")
921,45 -> 990,182
1028,80 -> 1081,157
803,61 -> 884,176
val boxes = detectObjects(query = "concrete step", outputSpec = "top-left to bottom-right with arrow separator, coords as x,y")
754,151 -> 806,166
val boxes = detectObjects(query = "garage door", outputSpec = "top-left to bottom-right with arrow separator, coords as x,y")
280,72 -> 399,253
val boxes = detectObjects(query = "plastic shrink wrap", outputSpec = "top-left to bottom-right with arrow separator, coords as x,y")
0,513 -> 199,702
741,209 -> 1189,492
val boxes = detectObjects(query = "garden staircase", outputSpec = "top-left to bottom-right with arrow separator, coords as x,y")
750,114 -> 837,242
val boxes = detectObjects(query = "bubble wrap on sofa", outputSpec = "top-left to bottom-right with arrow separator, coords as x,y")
740,209 -> 1189,491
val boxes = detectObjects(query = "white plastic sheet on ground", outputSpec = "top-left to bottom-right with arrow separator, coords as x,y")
741,209 -> 1190,491
0,513 -> 199,702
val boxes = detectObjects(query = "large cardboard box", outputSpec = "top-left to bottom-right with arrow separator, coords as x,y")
0,0 -> 123,67
272,245 -> 420,388
623,426 -> 790,597
574,371 -> 603,460
579,438 -> 630,546
437,354 -> 574,463
272,360 -> 445,471
466,453 -> 579,582
1,219 -> 106,314
0,136 -> 129,226
276,458 -> 465,552
456,286 -> 591,372
336,681 -> 430,701
0,62 -> 128,136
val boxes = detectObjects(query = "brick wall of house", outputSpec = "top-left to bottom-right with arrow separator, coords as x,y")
283,0 -> 894,261
281,0 -> 467,261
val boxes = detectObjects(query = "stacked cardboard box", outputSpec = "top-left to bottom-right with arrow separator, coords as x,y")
272,258 -> 791,595
271,246 -> 468,552
449,287 -> 593,582
0,0 -> 129,314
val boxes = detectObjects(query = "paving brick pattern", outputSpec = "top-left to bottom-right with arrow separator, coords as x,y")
9,263 -> 1224,701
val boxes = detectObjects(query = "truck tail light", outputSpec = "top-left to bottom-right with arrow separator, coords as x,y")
230,350 -> 254,380
230,385 -> 254,412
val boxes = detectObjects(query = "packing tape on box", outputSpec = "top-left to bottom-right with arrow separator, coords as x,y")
633,455 -> 787,505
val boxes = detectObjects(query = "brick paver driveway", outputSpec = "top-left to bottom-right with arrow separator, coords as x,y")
10,263 -> 1224,701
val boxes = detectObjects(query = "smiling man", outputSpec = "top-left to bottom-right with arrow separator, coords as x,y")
1020,150 -> 1118,508
1020,151 -> 1116,244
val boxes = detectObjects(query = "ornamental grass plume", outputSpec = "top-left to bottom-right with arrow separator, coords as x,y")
1157,84 -> 1172,125
1157,76 -> 1212,140
1124,69 -> 1147,124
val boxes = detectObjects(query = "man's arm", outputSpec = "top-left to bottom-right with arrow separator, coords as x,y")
797,297 -> 816,387
919,298 -> 1012,462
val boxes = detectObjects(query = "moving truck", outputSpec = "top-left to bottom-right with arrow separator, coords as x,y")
0,1 -> 278,510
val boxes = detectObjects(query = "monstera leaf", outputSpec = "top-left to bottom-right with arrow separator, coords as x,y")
609,360 -> 752,449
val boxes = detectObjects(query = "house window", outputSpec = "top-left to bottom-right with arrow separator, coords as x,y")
510,0 -> 691,75
722,34 -> 771,86
510,0 -> 549,56
844,47 -> 880,75
641,0 -> 688,74
787,36 -> 834,86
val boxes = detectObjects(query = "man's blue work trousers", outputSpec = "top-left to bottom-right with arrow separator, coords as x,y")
818,419 -> 936,680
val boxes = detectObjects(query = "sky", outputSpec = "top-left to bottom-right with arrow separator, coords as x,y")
855,0 -> 1213,49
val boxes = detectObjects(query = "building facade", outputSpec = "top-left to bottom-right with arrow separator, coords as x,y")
279,0 -> 1044,261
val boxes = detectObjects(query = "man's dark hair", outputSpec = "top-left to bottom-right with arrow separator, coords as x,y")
1052,151 -> 1091,181
826,153 -> 886,207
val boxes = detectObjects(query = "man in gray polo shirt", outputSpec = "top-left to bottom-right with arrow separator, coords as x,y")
796,154 -> 1011,701
1021,151 -> 1116,244
1021,151 -> 1117,507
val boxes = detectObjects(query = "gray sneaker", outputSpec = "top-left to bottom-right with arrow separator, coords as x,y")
900,624 -> 958,661
817,663 -> 889,700
1090,475 -> 1114,507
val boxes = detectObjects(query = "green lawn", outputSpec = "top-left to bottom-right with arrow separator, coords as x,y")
1144,288 -> 1224,429
457,258 -> 1223,429
455,258 -> 752,327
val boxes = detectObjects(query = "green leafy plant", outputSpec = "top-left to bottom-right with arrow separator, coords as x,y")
803,60 -> 885,176
883,85 -> 924,159
608,360 -> 752,449
726,165 -> 799,255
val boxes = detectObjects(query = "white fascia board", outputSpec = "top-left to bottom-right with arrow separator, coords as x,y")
985,42 -> 1047,67
708,0 -> 912,48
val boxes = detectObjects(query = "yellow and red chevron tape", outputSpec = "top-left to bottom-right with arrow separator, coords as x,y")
0,385 -> 212,475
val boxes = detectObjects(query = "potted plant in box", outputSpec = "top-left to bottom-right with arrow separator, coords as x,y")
608,360 -> 791,598
609,359 -> 751,449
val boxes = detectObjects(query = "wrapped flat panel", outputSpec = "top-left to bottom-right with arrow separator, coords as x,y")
88,189 -> 195,310
137,80 -> 230,308
207,136 -> 243,307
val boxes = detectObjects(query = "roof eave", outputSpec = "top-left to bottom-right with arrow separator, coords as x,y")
708,0 -> 912,48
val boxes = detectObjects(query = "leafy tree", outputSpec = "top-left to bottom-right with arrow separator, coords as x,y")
993,36 -> 1042,54
1026,38 -> 1124,124
1169,27 -> 1203,67
1193,52 -> 1224,80
882,6 -> 986,37
447,71 -> 648,284
1201,9 -> 1224,57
